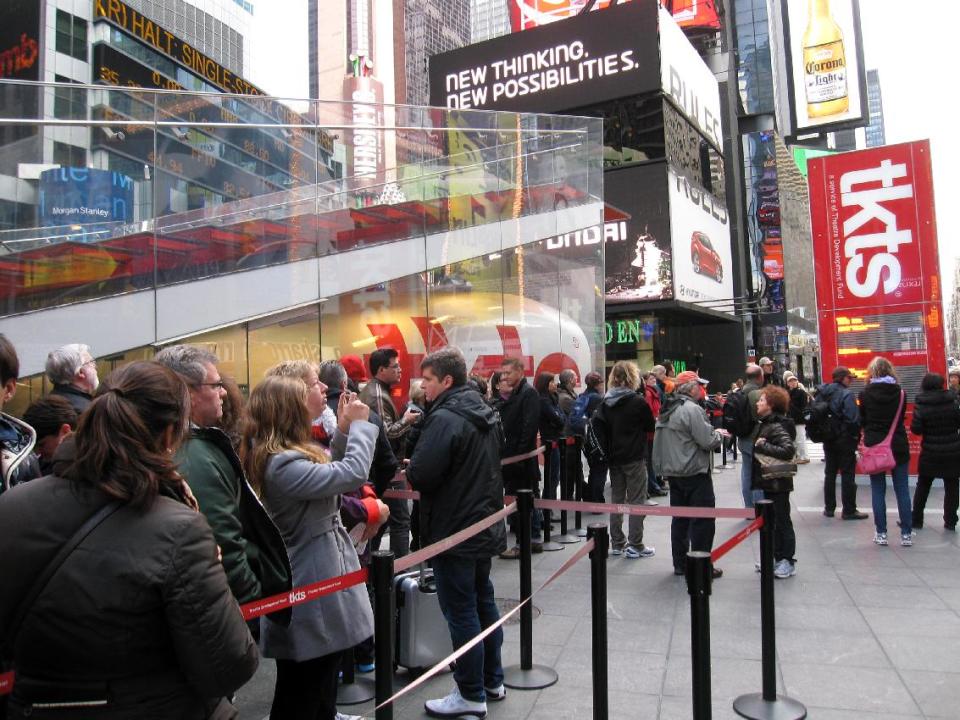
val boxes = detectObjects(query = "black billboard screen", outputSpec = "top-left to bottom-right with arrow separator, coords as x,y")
0,0 -> 40,81
428,1 -> 659,114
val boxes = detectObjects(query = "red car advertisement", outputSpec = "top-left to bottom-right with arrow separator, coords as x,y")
809,140 -> 945,471
509,0 -> 720,33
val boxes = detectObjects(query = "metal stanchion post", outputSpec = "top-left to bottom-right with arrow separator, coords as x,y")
588,523 -> 609,720
503,489 -> 559,690
574,437 -> 587,538
541,444 -> 563,551
686,551 -> 713,720
337,645 -> 375,705
556,438 -> 581,544
733,501 -> 807,720
371,551 -> 395,720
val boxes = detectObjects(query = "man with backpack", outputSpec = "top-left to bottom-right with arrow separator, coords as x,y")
724,364 -> 763,507
813,367 -> 868,519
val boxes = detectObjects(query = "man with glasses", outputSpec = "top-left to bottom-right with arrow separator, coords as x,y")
359,348 -> 419,557
45,343 -> 99,414
156,345 -> 291,631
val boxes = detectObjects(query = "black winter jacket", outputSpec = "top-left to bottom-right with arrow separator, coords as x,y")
50,384 -> 93,415
751,413 -> 797,493
787,387 -> 808,425
538,392 -> 566,443
910,389 -> 960,478
0,475 -> 258,717
407,385 -> 507,558
595,387 -> 655,466
858,382 -> 910,466
497,377 -> 540,483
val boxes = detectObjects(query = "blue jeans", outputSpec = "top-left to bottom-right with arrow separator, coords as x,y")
432,556 -> 504,702
738,438 -> 764,507
870,461 -> 911,535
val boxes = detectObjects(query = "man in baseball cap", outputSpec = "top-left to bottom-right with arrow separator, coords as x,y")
758,357 -> 783,388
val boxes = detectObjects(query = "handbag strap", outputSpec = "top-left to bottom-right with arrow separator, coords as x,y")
881,390 -> 906,444
4,500 -> 121,656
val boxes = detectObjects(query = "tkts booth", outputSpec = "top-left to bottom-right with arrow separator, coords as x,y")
428,0 -> 747,388
808,140 -> 946,473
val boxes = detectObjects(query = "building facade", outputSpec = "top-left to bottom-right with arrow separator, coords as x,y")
864,68 -> 886,148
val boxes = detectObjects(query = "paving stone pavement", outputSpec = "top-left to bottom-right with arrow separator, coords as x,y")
237,443 -> 960,719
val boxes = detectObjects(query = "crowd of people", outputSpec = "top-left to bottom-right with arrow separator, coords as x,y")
2,330 -> 958,718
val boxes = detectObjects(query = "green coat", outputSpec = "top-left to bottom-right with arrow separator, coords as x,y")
177,427 -> 291,622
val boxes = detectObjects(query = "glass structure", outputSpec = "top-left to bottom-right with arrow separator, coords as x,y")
0,80 -> 604,414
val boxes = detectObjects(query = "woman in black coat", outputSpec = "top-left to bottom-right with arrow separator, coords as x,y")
751,385 -> 798,578
859,357 -> 912,546
910,373 -> 960,530
535,372 -> 566,500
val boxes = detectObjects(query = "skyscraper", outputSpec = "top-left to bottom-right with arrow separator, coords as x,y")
402,0 -> 471,106
471,0 -> 509,43
865,69 -> 886,148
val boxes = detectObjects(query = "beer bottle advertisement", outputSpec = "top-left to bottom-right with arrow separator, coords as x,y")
802,0 -> 848,117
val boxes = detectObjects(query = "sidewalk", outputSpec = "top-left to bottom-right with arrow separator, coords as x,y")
237,446 -> 960,719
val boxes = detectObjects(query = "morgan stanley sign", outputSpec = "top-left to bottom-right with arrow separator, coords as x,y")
428,1 -> 661,114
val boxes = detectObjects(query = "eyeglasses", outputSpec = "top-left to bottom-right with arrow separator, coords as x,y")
387,364 -> 401,371
195,381 -> 225,390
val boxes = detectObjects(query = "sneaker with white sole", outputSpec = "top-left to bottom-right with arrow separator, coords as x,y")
335,714 -> 362,720
484,684 -> 506,702
624,545 -> 655,559
610,547 -> 623,556
643,498 -> 659,506
425,688 -> 487,718
900,534 -> 913,547
873,532 -> 888,546
773,559 -> 796,579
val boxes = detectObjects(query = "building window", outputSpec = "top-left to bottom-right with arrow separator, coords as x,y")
53,141 -> 87,168
53,76 -> 85,120
55,10 -> 88,61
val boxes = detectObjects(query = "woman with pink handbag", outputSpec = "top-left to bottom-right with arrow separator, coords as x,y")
858,357 -> 912,547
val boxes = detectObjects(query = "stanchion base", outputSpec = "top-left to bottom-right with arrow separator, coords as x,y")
502,664 -> 559,690
540,540 -> 564,552
574,528 -> 587,537
733,693 -> 807,720
554,533 -> 582,544
336,676 -> 376,705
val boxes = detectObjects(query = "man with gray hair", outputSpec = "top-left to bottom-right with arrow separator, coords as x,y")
155,344 -> 291,630
46,343 -> 98,414
652,370 -> 727,579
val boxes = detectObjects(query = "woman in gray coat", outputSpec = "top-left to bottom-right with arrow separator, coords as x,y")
243,375 -> 377,720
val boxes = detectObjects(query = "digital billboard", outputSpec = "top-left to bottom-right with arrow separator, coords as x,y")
668,167 -> 733,311
0,0 -> 40,81
38,167 -> 134,228
604,164 -> 673,303
809,140 -> 945,468
509,0 -> 720,33
773,0 -> 868,137
429,1 -> 660,113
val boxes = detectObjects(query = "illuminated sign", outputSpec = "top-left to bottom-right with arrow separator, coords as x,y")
0,0 -> 40,81
94,0 -> 264,96
604,317 -> 655,345
345,76 -> 383,180
38,167 -> 134,227
509,0 -> 720,33
429,1 -> 660,113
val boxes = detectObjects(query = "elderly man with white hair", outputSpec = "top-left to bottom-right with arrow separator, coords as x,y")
45,343 -> 99,414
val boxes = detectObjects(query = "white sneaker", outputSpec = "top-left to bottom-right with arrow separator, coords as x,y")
644,498 -> 659,506
773,559 -> 796,579
900,534 -> 913,547
484,684 -> 506,702
335,714 -> 362,720
425,687 -> 487,718
873,532 -> 888,546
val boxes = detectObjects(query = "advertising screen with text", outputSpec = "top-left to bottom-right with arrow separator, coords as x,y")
809,140 -> 945,470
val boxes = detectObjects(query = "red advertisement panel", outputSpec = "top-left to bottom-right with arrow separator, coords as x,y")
509,0 -> 719,33
809,140 -> 945,471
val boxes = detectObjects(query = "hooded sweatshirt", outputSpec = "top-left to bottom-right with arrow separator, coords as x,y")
651,393 -> 722,478
594,386 -> 655,466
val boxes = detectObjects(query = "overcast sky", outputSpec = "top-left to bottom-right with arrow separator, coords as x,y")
247,0 -> 957,308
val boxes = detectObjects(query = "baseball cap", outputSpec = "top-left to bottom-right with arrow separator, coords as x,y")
340,354 -> 367,383
758,356 -> 773,366
676,370 -> 710,386
782,370 -> 797,383
831,366 -> 853,382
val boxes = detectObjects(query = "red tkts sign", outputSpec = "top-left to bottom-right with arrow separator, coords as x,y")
809,140 -> 945,470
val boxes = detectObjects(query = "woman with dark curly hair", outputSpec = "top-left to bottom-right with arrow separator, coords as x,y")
752,384 -> 798,578
0,361 -> 257,718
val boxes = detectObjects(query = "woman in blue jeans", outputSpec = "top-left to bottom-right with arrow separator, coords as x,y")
858,357 -> 912,547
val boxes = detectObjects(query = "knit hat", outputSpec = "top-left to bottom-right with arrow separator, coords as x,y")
340,354 -> 367,383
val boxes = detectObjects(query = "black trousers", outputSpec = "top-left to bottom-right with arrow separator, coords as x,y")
271,652 -> 341,720
823,436 -> 859,514
913,475 -> 959,528
667,473 -> 716,571
768,490 -> 796,562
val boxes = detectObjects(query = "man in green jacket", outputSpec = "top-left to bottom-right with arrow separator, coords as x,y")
156,345 -> 291,627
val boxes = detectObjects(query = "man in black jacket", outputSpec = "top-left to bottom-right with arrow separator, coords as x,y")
407,347 -> 507,718
817,366 -> 868,519
496,356 -> 543,556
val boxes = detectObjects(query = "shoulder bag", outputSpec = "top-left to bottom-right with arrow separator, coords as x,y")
856,390 -> 905,475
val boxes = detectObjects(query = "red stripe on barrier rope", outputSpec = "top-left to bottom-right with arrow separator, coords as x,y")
373,537 -> 597,714
239,567 -> 369,621
394,502 -> 517,574
535,497 -> 756,520
710,516 -> 764,563
385,448 -> 543,500
501,445 -> 546,466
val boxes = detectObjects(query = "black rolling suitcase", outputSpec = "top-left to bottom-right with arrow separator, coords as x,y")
394,564 -> 453,674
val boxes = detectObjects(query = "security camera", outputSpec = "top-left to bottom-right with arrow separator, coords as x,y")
101,127 -> 125,142
171,127 -> 189,141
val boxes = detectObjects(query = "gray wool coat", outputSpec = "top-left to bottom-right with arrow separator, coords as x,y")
259,420 -> 377,661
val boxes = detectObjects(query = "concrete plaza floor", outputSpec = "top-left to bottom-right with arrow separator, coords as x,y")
237,444 -> 960,719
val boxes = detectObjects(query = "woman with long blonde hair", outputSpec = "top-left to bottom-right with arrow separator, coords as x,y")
242,374 -> 377,720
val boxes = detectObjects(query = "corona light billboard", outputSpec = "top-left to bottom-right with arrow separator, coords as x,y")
809,140 -> 945,470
